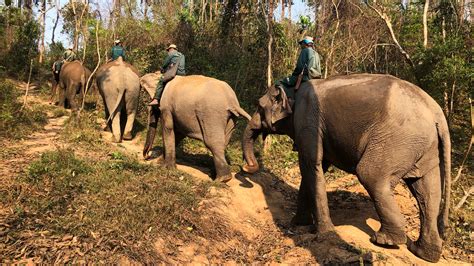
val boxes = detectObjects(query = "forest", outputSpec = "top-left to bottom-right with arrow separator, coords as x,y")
0,0 -> 472,264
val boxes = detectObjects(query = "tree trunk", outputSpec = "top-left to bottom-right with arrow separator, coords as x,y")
324,0 -> 341,78
423,0 -> 429,48
209,0 -> 213,21
38,0 -> 46,63
51,9 -> 60,44
288,0 -> 292,21
263,0 -> 274,153
281,0 -> 285,21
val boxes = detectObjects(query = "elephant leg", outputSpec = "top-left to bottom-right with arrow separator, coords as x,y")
123,111 -> 136,140
51,80 -> 58,103
102,98 -> 112,132
357,167 -> 406,245
295,131 -> 334,233
67,84 -> 78,111
224,118 -> 235,147
58,85 -> 66,108
197,114 -> 231,182
111,109 -> 122,143
292,159 -> 331,226
292,180 -> 313,226
208,142 -> 232,183
405,167 -> 443,262
161,109 -> 176,168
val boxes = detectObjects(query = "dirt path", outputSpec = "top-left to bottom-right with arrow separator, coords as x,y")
4,81 -> 468,265
99,128 -> 466,265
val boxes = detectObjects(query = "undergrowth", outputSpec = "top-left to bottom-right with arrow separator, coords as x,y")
0,79 -> 47,139
0,148 -> 225,263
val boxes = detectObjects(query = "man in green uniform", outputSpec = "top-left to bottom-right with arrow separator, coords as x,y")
148,44 -> 186,106
63,47 -> 77,62
277,36 -> 321,99
110,39 -> 126,61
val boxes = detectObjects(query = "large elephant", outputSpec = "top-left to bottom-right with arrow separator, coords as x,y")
142,74 -> 251,183
96,57 -> 140,143
57,60 -> 92,110
241,74 -> 451,262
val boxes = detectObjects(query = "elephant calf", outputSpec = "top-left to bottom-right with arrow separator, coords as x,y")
142,75 -> 251,183
96,57 -> 140,142
242,74 -> 451,262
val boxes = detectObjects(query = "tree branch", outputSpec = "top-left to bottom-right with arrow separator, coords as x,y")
453,97 -> 473,184
366,2 -> 415,69
454,186 -> 474,210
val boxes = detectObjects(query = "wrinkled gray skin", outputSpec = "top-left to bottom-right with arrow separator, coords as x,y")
57,60 -> 92,110
142,75 -> 251,182
242,74 -> 451,262
96,57 -> 140,143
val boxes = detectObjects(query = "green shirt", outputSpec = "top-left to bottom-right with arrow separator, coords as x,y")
292,47 -> 321,81
111,45 -> 126,61
162,50 -> 186,76
63,50 -> 77,61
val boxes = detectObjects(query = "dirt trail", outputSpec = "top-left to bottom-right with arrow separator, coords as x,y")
5,81 -> 468,264
100,130 -> 466,265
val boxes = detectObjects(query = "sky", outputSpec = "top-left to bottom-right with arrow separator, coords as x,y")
0,0 -> 314,48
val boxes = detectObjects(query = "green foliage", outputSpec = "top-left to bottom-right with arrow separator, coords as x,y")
61,112 -> 104,147
0,7 -> 39,78
0,79 -> 47,139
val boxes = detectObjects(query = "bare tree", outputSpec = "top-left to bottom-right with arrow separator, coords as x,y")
366,2 -> 415,69
423,0 -> 430,47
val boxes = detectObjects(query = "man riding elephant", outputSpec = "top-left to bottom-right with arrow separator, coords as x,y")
63,47 -> 77,62
148,44 -> 186,106
110,39 -> 126,61
277,36 -> 322,101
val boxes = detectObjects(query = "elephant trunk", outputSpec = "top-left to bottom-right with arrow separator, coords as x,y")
143,106 -> 160,159
242,112 -> 262,173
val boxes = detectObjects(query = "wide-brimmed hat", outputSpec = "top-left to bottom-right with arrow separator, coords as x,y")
298,36 -> 314,45
114,39 -> 121,44
166,44 -> 177,51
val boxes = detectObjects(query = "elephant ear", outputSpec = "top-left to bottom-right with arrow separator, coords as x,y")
270,86 -> 293,124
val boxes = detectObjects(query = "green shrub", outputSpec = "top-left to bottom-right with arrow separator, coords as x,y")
0,79 -> 47,139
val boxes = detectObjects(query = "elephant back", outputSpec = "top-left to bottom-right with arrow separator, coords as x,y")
162,75 -> 247,118
60,60 -> 87,81
96,58 -> 140,91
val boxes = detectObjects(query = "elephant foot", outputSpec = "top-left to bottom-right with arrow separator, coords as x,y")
103,125 -> 111,132
215,174 -> 232,183
111,136 -> 121,143
370,227 -> 406,246
123,132 -> 133,140
313,221 -> 335,235
291,211 -> 313,226
163,160 -> 176,169
407,238 -> 442,263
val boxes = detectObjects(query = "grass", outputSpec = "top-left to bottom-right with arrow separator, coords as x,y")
0,79 -> 47,139
0,148 -> 225,263
61,111 -> 105,148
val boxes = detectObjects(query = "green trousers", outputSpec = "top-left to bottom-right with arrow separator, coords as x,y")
153,77 -> 165,101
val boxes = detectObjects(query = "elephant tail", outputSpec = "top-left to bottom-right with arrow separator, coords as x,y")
437,118 -> 451,240
230,106 -> 251,121
105,88 -> 126,125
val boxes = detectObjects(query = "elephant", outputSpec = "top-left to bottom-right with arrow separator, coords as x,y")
142,74 -> 251,183
241,74 -> 451,262
57,60 -> 92,110
95,57 -> 140,143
